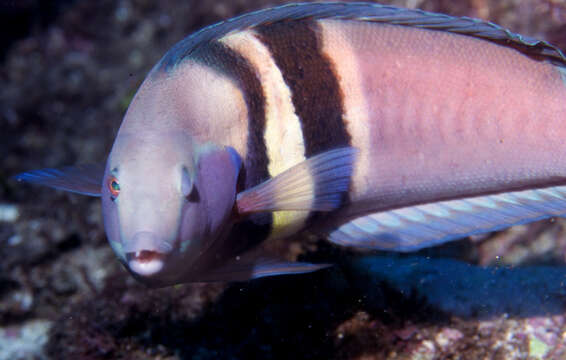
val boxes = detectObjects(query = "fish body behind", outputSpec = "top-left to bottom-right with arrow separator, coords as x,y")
15,3 -> 566,286
187,16 -> 566,215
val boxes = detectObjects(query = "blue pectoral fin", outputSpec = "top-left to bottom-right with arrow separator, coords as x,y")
13,164 -> 105,197
329,185 -> 566,251
197,257 -> 331,282
236,147 -> 358,214
246,259 -> 331,280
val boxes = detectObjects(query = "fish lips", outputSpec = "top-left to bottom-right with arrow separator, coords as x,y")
124,231 -> 173,277
126,250 -> 167,276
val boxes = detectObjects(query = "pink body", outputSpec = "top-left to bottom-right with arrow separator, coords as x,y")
118,19 -> 566,238
319,21 -> 566,217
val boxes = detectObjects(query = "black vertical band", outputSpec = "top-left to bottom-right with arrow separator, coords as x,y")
192,41 -> 272,253
257,20 -> 352,220
256,20 -> 351,156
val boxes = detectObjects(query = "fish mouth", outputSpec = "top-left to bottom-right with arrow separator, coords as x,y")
126,250 -> 166,276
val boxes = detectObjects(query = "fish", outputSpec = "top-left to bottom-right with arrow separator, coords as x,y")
13,2 -> 566,287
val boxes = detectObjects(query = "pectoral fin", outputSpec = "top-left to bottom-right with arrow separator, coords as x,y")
196,256 -> 331,282
13,164 -> 105,197
330,185 -> 566,251
236,147 -> 357,214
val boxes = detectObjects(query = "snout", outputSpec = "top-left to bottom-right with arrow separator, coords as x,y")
125,231 -> 172,276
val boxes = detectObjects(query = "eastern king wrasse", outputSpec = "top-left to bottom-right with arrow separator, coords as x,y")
15,2 -> 566,287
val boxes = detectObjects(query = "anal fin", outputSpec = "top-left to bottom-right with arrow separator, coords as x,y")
329,185 -> 566,251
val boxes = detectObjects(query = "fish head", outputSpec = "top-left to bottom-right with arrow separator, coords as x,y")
102,132 -> 241,286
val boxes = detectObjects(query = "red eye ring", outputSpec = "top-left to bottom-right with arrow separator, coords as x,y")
108,176 -> 120,198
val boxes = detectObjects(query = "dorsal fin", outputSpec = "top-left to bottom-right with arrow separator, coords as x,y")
157,2 -> 566,72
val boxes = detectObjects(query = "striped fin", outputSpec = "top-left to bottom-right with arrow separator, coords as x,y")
329,186 -> 566,251
12,164 -> 105,197
236,147 -> 357,214
158,2 -> 566,71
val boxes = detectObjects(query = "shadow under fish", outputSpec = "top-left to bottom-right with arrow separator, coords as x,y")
343,254 -> 566,319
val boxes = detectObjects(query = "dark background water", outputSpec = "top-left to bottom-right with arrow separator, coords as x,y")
1,1 -> 566,359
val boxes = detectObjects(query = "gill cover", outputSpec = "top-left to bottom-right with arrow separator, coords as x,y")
100,138 -> 242,285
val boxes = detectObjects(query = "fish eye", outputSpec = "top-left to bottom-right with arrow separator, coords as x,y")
108,176 -> 120,199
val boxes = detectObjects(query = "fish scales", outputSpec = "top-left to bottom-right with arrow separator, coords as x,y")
155,15 -> 566,236
316,20 -> 566,213
14,3 -> 566,285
